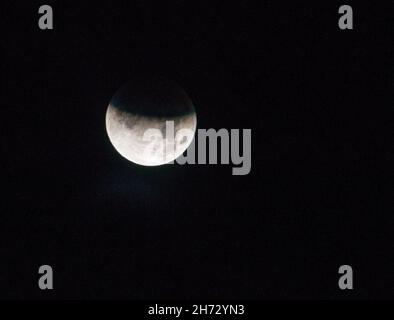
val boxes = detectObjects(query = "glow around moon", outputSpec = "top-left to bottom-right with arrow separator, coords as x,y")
105,78 -> 197,166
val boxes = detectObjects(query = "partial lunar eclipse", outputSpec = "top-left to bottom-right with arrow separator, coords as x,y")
105,77 -> 197,166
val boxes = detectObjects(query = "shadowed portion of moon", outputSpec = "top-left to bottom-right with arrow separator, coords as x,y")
106,77 -> 197,166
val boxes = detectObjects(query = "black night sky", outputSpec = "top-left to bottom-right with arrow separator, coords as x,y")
1,1 -> 393,299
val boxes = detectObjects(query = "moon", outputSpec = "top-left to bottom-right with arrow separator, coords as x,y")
105,77 -> 197,166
